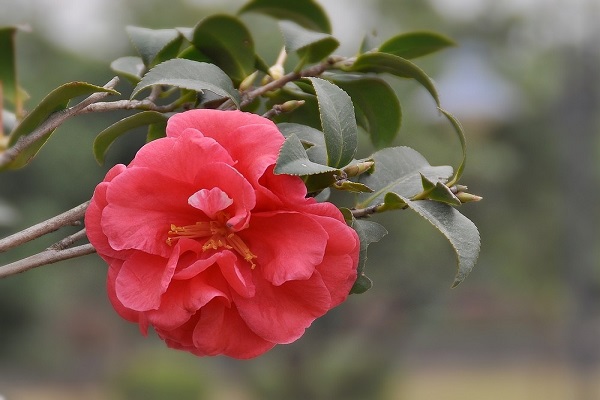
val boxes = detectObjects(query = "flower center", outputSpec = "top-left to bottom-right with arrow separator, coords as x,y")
166,213 -> 257,268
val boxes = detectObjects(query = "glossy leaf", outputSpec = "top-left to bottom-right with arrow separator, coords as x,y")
93,111 -> 168,165
379,31 -> 455,59
342,210 -> 388,294
331,74 -> 401,148
239,0 -> 331,33
110,56 -> 145,84
0,27 -> 18,109
347,52 -> 440,106
127,26 -> 183,67
190,15 -> 256,84
5,82 -> 119,170
279,21 -> 339,66
396,196 -> 480,287
308,77 -> 357,168
131,59 -> 240,107
356,146 -> 453,208
274,133 -> 337,176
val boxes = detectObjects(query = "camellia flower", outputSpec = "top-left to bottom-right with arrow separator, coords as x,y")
85,109 -> 360,358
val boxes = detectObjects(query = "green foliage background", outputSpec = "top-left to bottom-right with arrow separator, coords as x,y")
1,0 -> 599,399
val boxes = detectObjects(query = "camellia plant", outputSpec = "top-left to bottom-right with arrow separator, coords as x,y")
0,0 -> 481,359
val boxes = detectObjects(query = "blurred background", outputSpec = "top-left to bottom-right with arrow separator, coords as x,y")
1,0 -> 599,399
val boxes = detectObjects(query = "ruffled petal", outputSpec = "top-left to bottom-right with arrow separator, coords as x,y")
235,273 -> 331,344
244,211 -> 328,285
115,251 -> 174,312
188,187 -> 233,219
192,300 -> 275,358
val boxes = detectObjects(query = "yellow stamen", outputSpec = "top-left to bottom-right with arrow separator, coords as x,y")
167,214 -> 257,268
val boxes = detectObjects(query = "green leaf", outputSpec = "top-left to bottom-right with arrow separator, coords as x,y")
330,74 -> 401,148
146,119 -> 168,142
334,180 -> 373,193
440,108 -> 467,187
93,111 -> 168,165
239,0 -> 331,33
127,26 -> 183,67
419,175 -> 461,206
266,86 -> 321,129
279,20 -> 339,66
395,196 -> 480,287
342,211 -> 387,294
308,77 -> 358,168
132,59 -> 240,107
274,133 -> 337,176
277,122 -> 328,165
379,31 -> 455,59
357,146 -> 453,208
190,15 -> 256,84
347,52 -> 440,106
4,82 -> 119,170
110,56 -> 145,84
0,27 -> 18,109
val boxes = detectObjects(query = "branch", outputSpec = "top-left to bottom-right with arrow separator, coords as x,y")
0,201 -> 89,252
350,204 -> 382,219
0,244 -> 96,279
239,56 -> 345,108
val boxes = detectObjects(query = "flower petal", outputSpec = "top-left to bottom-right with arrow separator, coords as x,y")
244,212 -> 328,286
192,300 -> 275,358
115,251 -> 174,312
234,273 -> 331,344
188,187 -> 233,219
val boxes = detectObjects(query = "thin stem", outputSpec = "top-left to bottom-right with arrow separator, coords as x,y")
350,204 -> 382,219
0,244 -> 96,279
48,228 -> 88,251
0,201 -> 89,253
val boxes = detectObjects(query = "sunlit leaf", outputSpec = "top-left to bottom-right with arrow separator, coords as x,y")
239,0 -> 331,33
4,82 -> 119,170
279,20 -> 338,66
356,146 -> 453,208
274,133 -> 337,176
190,15 -> 256,84
132,59 -> 240,107
330,74 -> 401,148
308,77 -> 357,168
347,52 -> 440,106
127,26 -> 183,67
110,56 -> 145,84
379,31 -> 455,59
93,111 -> 168,165
395,196 -> 480,287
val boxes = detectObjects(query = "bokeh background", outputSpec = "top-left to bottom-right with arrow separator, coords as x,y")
1,0 -> 599,399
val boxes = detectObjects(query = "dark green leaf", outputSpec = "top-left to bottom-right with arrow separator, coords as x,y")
420,175 -> 461,206
279,20 -> 339,66
277,122 -> 328,164
395,197 -> 480,287
190,15 -> 256,84
274,133 -> 337,175
330,74 -> 401,148
308,77 -> 357,168
266,86 -> 321,129
132,59 -> 240,107
5,82 -> 119,170
127,26 -> 183,67
146,120 -> 168,142
110,56 -> 145,84
379,31 -> 455,59
0,27 -> 18,109
342,211 -> 387,294
347,52 -> 440,106
93,111 -> 168,165
239,0 -> 331,33
357,146 -> 453,208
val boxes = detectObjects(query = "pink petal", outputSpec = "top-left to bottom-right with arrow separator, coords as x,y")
244,212 -> 328,285
192,300 -> 275,358
188,187 -> 233,219
115,251 -> 175,311
234,273 -> 331,344
106,259 -> 140,323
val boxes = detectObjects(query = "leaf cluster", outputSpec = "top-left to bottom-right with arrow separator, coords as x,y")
0,0 -> 481,291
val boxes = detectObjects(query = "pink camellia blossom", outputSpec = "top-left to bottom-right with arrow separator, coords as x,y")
85,109 -> 360,359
